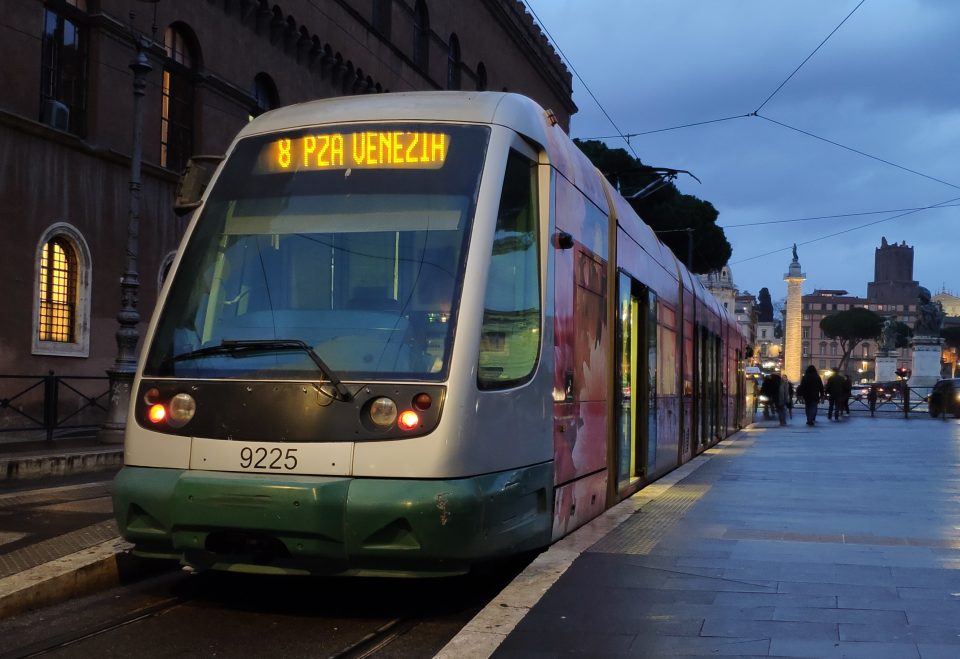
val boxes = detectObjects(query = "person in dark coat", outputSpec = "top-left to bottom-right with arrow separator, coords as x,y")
867,385 -> 878,416
759,375 -> 777,419
841,375 -> 852,417
796,365 -> 825,426
825,369 -> 845,420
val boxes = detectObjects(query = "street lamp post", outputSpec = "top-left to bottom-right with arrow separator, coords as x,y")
99,29 -> 154,444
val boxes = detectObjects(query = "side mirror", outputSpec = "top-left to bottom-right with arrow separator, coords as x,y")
174,155 -> 224,216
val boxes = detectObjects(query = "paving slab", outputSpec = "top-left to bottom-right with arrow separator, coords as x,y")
440,414 -> 960,658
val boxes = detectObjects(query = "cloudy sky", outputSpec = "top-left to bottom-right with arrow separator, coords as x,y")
523,0 -> 958,304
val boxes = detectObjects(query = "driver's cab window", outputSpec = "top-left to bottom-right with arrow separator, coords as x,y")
478,146 -> 540,389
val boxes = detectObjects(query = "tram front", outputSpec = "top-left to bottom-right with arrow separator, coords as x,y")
113,98 -> 553,576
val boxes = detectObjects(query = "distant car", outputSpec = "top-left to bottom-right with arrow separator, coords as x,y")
851,383 -> 871,400
874,381 -> 901,401
928,378 -> 960,418
852,381 -> 901,401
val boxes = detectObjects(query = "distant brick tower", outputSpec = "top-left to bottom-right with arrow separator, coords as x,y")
867,237 -> 918,303
783,245 -> 806,383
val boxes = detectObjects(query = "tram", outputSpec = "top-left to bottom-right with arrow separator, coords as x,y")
113,92 -> 749,576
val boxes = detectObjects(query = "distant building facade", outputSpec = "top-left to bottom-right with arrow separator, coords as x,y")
799,237 -> 920,379
0,0 -> 575,376
700,266 -> 736,315
933,290 -> 960,318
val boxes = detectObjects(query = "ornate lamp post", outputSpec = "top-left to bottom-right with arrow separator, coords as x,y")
100,3 -> 158,444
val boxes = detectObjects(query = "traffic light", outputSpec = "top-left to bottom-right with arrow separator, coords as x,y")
896,367 -> 911,379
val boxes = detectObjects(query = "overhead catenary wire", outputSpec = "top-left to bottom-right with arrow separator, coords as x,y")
730,195 -> 960,265
755,114 -> 960,192
721,203 -> 960,228
529,0 -> 953,272
753,0 -> 867,113
521,0 -> 641,161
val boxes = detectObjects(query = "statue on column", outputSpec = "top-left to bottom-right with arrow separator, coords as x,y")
879,318 -> 898,353
914,287 -> 944,337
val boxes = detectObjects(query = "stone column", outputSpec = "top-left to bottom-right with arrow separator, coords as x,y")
783,249 -> 806,384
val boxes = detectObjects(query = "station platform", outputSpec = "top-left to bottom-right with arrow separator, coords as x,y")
440,412 -> 960,659
2,413 -> 960,658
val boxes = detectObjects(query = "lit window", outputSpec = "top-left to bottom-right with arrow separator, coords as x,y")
161,25 -> 197,172
33,224 -> 91,357
38,239 -> 76,342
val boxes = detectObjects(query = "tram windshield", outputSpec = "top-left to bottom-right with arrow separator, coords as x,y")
144,123 -> 489,381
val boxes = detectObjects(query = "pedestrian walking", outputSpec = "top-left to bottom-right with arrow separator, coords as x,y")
867,385 -> 878,416
840,374 -> 852,417
776,376 -> 791,426
796,365 -> 825,426
759,375 -> 777,420
787,381 -> 795,419
825,369 -> 844,420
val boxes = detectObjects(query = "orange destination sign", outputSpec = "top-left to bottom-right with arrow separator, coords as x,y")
263,131 -> 450,172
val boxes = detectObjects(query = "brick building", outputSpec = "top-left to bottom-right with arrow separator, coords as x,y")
0,0 -> 575,377
800,238 -> 920,379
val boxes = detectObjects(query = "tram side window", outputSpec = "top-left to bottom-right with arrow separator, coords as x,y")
478,149 -> 540,389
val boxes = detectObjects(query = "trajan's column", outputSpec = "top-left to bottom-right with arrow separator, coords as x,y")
783,244 -> 806,383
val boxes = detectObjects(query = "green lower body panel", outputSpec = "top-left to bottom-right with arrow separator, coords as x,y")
112,464 -> 553,577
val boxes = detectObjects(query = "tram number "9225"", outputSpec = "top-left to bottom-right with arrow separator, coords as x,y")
239,447 -> 298,471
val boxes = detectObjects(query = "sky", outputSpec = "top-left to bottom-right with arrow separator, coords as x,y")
523,0 -> 959,304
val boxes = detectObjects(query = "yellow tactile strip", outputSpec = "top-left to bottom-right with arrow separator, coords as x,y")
589,482 -> 713,555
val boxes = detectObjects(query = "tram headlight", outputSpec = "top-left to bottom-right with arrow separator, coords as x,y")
369,397 -> 398,427
167,393 -> 197,427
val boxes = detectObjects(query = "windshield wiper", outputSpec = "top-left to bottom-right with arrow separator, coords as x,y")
171,339 -> 352,401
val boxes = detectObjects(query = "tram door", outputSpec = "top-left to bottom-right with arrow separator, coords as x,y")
616,273 -> 657,490
694,325 -> 720,450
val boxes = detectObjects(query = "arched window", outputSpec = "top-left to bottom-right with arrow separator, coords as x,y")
161,24 -> 198,172
250,72 -> 279,119
158,251 -> 177,292
446,33 -> 460,89
475,61 -> 487,91
39,238 -> 76,343
33,223 -> 91,356
413,0 -> 429,71
372,0 -> 391,37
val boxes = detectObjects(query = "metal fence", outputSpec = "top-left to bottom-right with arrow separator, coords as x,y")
756,385 -> 943,421
843,385 -> 937,418
0,373 -> 110,441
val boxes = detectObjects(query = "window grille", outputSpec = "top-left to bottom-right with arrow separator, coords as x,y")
38,238 -> 77,342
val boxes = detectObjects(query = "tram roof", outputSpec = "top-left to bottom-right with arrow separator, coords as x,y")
236,91 -> 551,145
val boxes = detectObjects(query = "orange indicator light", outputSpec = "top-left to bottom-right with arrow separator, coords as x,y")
148,404 -> 167,424
397,410 -> 420,431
